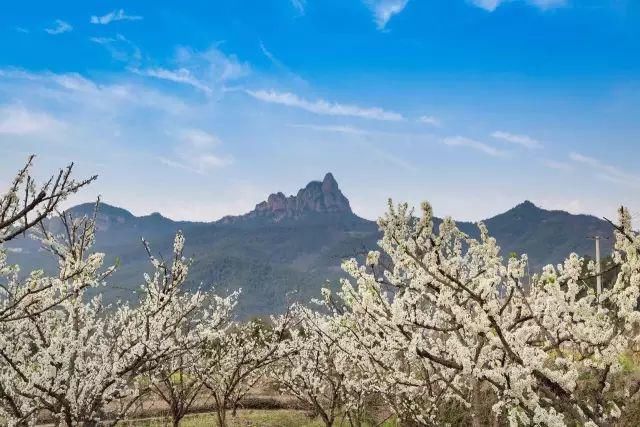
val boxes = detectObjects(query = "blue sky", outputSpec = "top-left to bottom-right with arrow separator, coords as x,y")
0,0 -> 638,222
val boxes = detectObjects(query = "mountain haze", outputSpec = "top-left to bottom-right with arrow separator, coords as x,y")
5,174 -> 614,316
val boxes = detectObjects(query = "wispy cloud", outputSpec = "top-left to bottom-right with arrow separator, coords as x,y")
161,129 -> 232,174
91,34 -> 141,63
364,0 -> 409,30
259,41 -> 308,86
132,46 -> 250,95
90,9 -> 143,25
418,115 -> 441,127
246,89 -> 404,121
45,20 -> 72,35
290,123 -> 372,136
543,159 -> 573,172
259,42 -> 278,65
470,0 -> 566,12
491,130 -> 542,149
442,136 -> 505,157
290,0 -> 306,15
0,104 -> 65,136
569,152 -> 640,187
527,0 -> 567,8
132,68 -> 212,94
289,123 -> 438,142
0,67 -> 243,220
177,46 -> 250,83
290,126 -> 417,172
14,27 -> 29,34
0,68 -> 189,122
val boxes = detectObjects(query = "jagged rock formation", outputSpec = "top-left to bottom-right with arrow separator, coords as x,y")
220,173 -> 352,223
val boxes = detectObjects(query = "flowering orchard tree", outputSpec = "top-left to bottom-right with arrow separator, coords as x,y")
0,156 -> 95,323
149,353 -> 205,427
149,291 -> 237,427
195,314 -> 292,427
323,201 -> 640,427
0,206 -> 231,426
270,305 -> 371,427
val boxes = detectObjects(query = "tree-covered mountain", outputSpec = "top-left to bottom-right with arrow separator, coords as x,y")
5,173 -> 614,316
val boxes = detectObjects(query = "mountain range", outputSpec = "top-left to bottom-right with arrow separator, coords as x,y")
5,173 -> 614,316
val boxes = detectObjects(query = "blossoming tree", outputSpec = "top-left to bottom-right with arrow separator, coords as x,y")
0,205 -> 233,426
0,156 -> 95,324
270,304 -> 371,427
148,290 -> 237,427
195,313 -> 293,427
325,200 -> 639,427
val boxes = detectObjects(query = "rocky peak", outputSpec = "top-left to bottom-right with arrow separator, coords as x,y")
220,173 -> 352,223
322,172 -> 339,193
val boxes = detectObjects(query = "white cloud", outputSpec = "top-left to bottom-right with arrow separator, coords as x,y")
491,130 -> 542,149
45,20 -> 72,35
569,152 -> 640,187
290,0 -> 306,15
289,123 -> 438,142
291,124 -> 417,172
542,159 -> 573,172
15,27 -> 29,34
246,89 -> 405,121
179,128 -> 221,148
161,129 -> 232,174
418,115 -> 441,127
260,42 -> 277,64
442,136 -> 505,157
90,9 -> 143,25
471,0 -> 502,10
365,0 -> 410,30
470,0 -> 566,11
259,41 -> 308,86
133,67 -> 212,94
289,123 -> 371,135
0,105 -> 65,136
0,67 -> 245,221
91,34 -> 141,63
0,69 -> 189,124
175,46 -> 250,83
134,46 -> 250,95
528,0 -> 567,8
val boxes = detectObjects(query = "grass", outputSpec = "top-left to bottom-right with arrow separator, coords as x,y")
119,409 -> 400,426
119,409 -> 325,427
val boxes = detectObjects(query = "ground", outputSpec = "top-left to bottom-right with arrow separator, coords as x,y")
118,409 -> 326,426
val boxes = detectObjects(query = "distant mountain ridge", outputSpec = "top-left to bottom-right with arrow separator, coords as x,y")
5,174 -> 614,316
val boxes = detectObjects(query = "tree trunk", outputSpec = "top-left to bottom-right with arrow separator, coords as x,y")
320,413 -> 334,427
216,407 -> 227,427
171,404 -> 184,427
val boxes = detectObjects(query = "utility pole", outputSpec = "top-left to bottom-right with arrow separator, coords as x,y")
595,236 -> 602,298
588,236 -> 603,299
